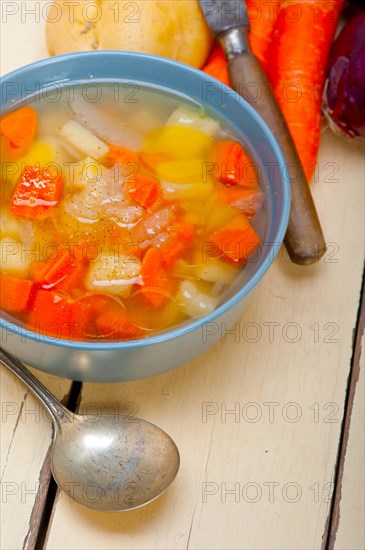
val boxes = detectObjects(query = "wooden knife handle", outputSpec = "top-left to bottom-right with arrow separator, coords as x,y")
228,52 -> 326,265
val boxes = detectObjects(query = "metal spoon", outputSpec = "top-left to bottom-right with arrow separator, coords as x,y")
0,348 -> 180,512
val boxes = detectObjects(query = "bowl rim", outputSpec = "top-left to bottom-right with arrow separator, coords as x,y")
0,51 -> 291,350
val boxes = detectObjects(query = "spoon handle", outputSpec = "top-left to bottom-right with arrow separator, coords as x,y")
0,348 -> 73,426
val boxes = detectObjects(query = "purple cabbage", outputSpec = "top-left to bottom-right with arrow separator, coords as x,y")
323,10 -> 365,139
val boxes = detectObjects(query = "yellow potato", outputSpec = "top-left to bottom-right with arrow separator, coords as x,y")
46,0 -> 213,68
144,126 -> 213,160
156,158 -> 207,182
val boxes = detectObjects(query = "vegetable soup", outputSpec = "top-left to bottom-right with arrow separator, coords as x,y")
0,84 -> 265,341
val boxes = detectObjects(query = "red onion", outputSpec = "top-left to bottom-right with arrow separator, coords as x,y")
323,11 -> 365,139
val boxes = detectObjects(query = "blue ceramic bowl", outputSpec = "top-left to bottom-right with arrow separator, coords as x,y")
0,52 -> 290,382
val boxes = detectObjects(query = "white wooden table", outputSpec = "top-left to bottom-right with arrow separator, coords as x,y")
1,7 -> 364,550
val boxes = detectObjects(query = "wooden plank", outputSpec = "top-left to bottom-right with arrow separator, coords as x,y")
332,297 -> 365,550
44,132 -> 364,549
1,6 -> 364,549
0,9 -> 72,549
0,367 -> 72,550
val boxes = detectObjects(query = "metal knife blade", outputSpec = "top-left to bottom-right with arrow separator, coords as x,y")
199,0 -> 249,37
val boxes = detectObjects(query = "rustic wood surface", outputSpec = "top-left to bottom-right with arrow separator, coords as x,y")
0,367 -> 72,549
1,6 -> 364,550
334,333 -> 364,550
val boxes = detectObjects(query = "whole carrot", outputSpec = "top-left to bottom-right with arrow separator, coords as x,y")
268,0 -> 344,181
203,0 -> 279,82
246,0 -> 280,72
203,42 -> 231,85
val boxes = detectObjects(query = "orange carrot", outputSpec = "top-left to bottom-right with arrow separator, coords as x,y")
218,187 -> 264,217
208,215 -> 260,264
96,310 -> 143,340
125,174 -> 161,209
33,248 -> 85,292
158,218 -> 195,269
0,275 -> 33,312
74,294 -> 143,340
140,247 -> 173,307
210,140 -> 259,188
202,1 -> 279,84
104,144 -> 139,167
10,165 -> 64,220
0,106 -> 37,162
268,0 -> 344,181
27,290 -> 76,338
246,0 -> 280,72
203,43 -> 231,86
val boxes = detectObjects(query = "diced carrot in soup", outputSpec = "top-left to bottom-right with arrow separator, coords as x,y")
27,290 -> 82,340
140,247 -> 173,307
104,144 -> 139,168
10,165 -> 64,220
0,275 -> 34,312
125,174 -> 161,209
0,85 -> 266,341
209,141 -> 259,188
0,106 -> 37,162
158,218 -> 195,269
74,294 -> 143,340
208,215 -> 261,264
218,187 -> 265,217
32,248 -> 86,292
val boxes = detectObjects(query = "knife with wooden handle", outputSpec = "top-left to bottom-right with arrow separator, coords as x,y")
199,0 -> 326,265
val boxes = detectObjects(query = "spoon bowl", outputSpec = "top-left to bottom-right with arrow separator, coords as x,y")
0,348 -> 180,512
52,412 -> 180,511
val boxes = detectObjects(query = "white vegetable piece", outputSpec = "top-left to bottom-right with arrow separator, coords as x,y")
176,280 -> 218,319
86,253 -> 141,297
166,106 -> 220,137
0,237 -> 33,276
69,157 -> 103,190
70,91 -> 142,151
0,213 -> 34,246
65,158 -> 132,224
196,261 -> 237,286
59,120 -> 109,160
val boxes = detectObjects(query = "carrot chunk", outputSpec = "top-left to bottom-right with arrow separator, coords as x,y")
27,290 -> 78,339
158,219 -> 195,269
0,106 -> 37,162
210,141 -> 258,188
32,248 -> 85,292
140,247 -> 173,307
104,144 -> 139,167
125,174 -> 161,209
208,215 -> 260,264
74,294 -> 143,340
218,187 -> 264,217
10,165 -> 64,220
0,275 -> 33,312
96,310 -> 143,340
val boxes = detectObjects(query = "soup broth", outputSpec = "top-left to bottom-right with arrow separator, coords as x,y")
0,83 -> 265,342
